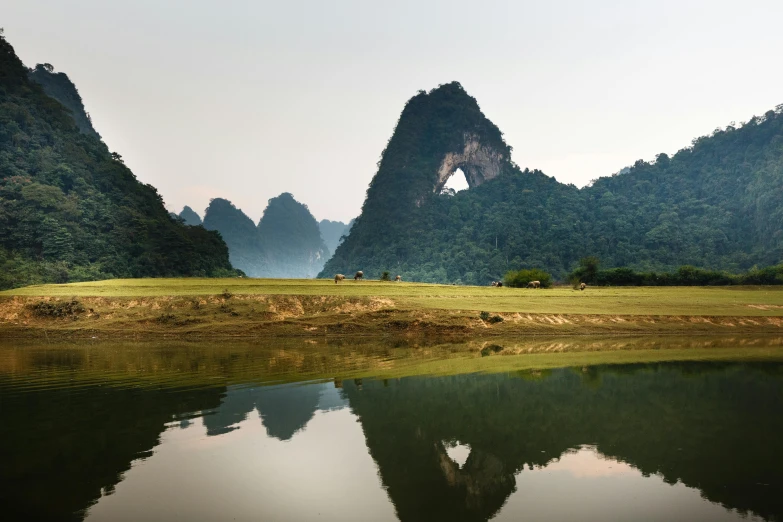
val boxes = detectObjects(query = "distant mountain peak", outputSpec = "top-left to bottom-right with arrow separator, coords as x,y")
364,81 -> 512,213
28,63 -> 101,139
179,206 -> 202,226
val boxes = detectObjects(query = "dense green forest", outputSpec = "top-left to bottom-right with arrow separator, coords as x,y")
321,82 -> 783,283
202,193 -> 328,277
0,33 -> 235,289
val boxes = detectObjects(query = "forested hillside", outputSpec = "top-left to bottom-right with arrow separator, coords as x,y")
201,193 -> 328,278
321,82 -> 783,283
0,33 -> 234,289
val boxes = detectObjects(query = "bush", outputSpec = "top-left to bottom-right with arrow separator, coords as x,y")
488,315 -> 504,324
504,268 -> 552,288
28,299 -> 85,318
480,344 -> 503,356
479,311 -> 491,321
380,271 -> 391,281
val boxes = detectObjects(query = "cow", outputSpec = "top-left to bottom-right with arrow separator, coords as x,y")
496,281 -> 503,287
395,275 -> 402,282
354,271 -> 364,281
527,280 -> 541,289
334,274 -> 345,284
491,281 -> 498,287
580,282 -> 586,291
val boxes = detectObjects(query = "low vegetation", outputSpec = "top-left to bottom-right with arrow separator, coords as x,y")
504,268 -> 552,288
570,258 -> 783,287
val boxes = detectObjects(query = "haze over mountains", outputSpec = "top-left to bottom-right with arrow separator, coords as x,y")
186,194 -> 351,278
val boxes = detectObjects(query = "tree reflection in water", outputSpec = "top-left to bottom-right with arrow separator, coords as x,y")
0,357 -> 781,521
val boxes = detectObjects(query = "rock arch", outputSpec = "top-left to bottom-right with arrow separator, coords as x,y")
434,133 -> 505,194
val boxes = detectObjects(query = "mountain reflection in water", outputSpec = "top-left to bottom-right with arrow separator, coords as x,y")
0,343 -> 781,521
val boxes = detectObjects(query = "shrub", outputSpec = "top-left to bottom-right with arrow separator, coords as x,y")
380,271 -> 391,281
28,299 -> 85,318
504,268 -> 552,288
480,344 -> 503,356
488,315 -> 504,324
479,311 -> 491,321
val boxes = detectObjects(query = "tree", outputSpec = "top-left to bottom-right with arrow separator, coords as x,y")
570,257 -> 600,285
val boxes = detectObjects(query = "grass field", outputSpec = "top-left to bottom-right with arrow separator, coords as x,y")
2,278 -> 783,338
4,278 -> 783,316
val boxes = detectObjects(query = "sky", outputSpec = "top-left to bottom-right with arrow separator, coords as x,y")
5,0 -> 783,223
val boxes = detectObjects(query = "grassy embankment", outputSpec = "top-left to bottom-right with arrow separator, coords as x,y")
1,278 -> 783,338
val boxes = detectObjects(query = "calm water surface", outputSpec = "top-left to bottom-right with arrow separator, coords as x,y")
0,338 -> 782,521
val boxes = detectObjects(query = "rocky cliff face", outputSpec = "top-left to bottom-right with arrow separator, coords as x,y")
434,133 -> 505,194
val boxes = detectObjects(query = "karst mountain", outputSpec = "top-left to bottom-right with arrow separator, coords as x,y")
321,82 -> 783,283
202,193 -> 329,278
0,34 -> 233,289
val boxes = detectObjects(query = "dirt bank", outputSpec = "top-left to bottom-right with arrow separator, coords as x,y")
1,294 -> 782,340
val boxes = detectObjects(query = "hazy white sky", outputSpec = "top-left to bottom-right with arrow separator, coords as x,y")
6,0 -> 783,222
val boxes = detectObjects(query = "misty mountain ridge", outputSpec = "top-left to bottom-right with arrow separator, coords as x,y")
178,206 -> 202,226
201,192 -> 331,278
319,218 -> 354,256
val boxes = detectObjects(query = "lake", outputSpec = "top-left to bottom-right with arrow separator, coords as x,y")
1,337 -> 782,521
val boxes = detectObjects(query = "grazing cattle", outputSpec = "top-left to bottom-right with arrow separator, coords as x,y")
580,282 -> 586,291
354,271 -> 364,281
491,281 -> 498,287
496,281 -> 503,287
527,280 -> 541,289
395,275 -> 402,282
334,274 -> 345,284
